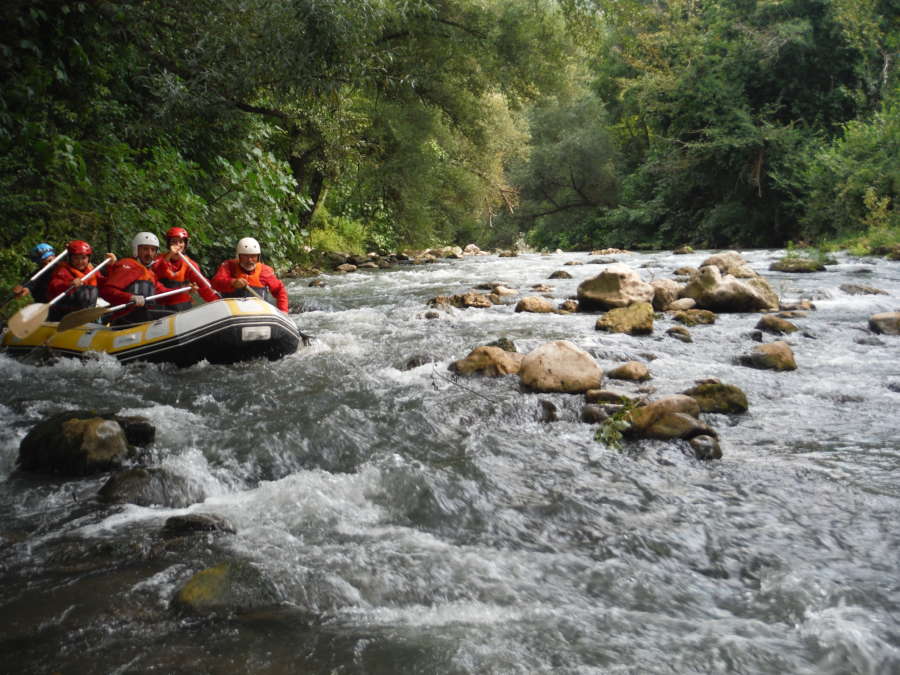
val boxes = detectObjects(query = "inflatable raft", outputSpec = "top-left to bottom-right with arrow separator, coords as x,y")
1,297 -> 300,366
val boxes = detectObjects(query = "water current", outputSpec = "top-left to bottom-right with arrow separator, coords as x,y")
1,249 -> 898,674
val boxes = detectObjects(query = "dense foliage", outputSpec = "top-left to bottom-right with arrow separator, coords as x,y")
1,0 -> 896,299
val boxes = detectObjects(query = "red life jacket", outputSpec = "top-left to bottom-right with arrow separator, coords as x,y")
222,260 -> 271,304
48,263 -> 99,321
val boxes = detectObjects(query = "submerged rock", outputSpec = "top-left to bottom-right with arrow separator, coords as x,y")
164,514 -> 237,536
171,561 -> 280,617
98,467 -> 206,508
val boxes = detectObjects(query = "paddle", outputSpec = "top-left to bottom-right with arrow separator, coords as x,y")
177,251 -> 222,298
0,250 -> 68,311
56,286 -> 192,332
8,257 -> 112,339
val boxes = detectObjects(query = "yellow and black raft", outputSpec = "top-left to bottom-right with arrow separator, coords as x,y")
2,297 -> 300,366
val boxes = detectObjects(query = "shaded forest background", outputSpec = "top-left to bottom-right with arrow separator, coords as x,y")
1,0 -> 897,285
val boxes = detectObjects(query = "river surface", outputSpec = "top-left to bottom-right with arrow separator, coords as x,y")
1,249 -> 898,674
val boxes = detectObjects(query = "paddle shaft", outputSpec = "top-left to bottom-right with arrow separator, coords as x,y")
104,286 -> 193,314
177,251 -> 221,297
46,256 -> 112,307
55,286 -> 193,332
0,250 -> 68,310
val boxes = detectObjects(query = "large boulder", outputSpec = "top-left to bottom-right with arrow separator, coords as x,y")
680,265 -> 779,312
449,346 -> 525,376
577,264 -> 655,311
519,341 -> 604,393
869,312 -> 900,335
17,411 -> 153,476
595,302 -> 654,335
699,251 -> 757,278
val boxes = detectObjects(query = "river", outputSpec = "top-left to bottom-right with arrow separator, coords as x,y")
1,249 -> 898,674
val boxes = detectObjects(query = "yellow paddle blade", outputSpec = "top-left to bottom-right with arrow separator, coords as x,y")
56,306 -> 110,332
7,302 -> 50,339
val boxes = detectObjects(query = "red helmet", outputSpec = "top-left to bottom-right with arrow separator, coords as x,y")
67,240 -> 93,256
166,226 -> 189,241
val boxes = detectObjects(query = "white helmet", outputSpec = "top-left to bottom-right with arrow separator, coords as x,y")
132,232 -> 160,256
236,237 -> 261,255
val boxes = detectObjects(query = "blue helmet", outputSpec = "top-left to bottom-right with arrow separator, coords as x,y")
29,242 -> 55,263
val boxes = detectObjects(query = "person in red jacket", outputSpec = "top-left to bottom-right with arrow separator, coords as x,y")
211,237 -> 289,313
151,226 -> 218,311
46,241 -> 116,321
100,232 -> 170,325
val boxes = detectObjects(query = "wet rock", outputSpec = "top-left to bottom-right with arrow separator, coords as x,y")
689,435 -> 722,460
486,337 -> 517,352
682,382 -> 749,414
888,382 -> 900,393
519,340 -> 603,393
164,514 -> 237,536
585,389 -> 634,405
171,561 -> 281,617
515,296 -> 557,313
840,283 -> 888,296
651,279 -> 683,311
531,284 -> 553,293
17,411 -> 136,476
750,330 -> 764,342
538,400 -> 558,422
98,467 -> 206,508
674,266 -> 698,278
625,396 -> 713,441
780,300 -> 816,311
667,297 -> 696,311
672,309 -> 716,326
307,279 -> 325,287
769,257 -> 826,272
681,265 -> 779,312
423,311 -> 440,319
449,346 -> 524,376
558,299 -> 579,313
335,263 -> 357,273
673,245 -> 694,254
577,264 -> 655,311
740,341 -> 797,371
549,270 -> 572,279
855,336 -> 884,346
595,302 -> 654,335
756,314 -> 799,335
666,326 -> 693,343
581,404 -> 610,424
403,354 -> 439,369
607,361 -> 651,381
700,251 -> 757,278
564,260 -> 583,266
868,312 -> 900,335
428,292 -> 492,309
